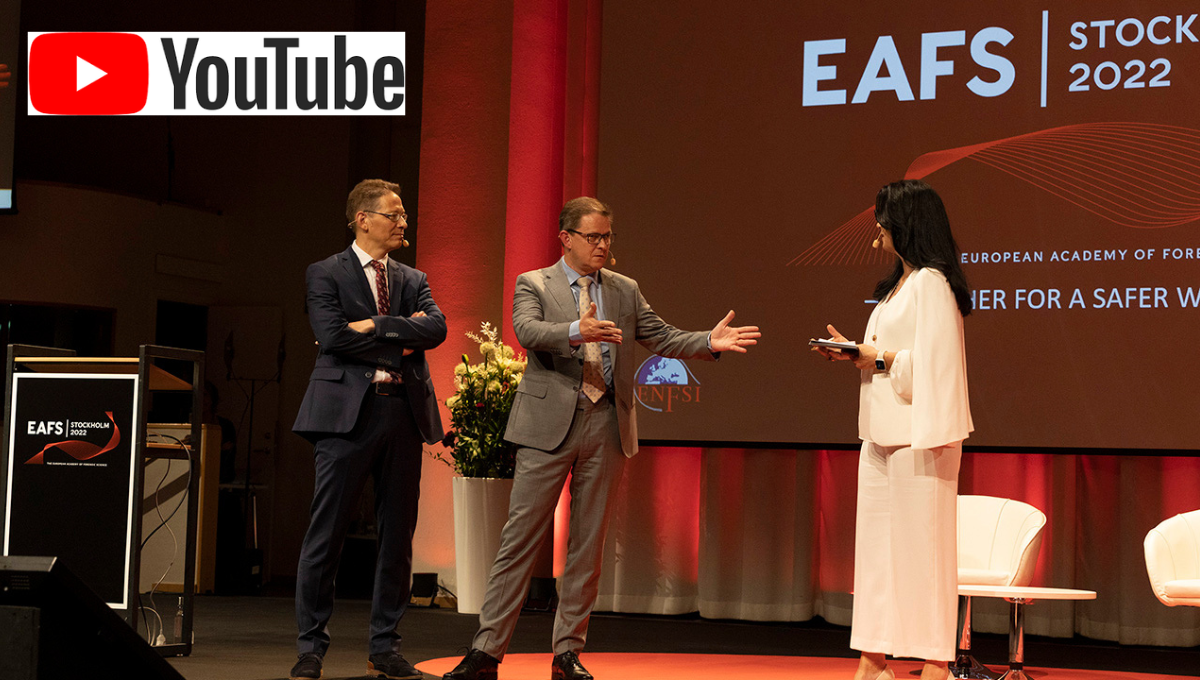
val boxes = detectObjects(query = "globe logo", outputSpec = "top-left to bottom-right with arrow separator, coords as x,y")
635,356 -> 701,413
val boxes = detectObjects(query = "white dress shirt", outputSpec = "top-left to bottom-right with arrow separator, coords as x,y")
351,241 -> 397,384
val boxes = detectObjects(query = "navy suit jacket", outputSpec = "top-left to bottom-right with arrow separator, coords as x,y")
292,244 -> 446,444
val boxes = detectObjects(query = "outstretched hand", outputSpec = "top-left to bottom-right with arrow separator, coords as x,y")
580,302 -> 623,344
709,310 -> 760,354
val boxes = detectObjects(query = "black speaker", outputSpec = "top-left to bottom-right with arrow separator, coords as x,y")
0,556 -> 185,680
523,576 -> 558,612
410,572 -> 438,607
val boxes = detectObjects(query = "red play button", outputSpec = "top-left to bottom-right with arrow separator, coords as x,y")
29,33 -> 149,115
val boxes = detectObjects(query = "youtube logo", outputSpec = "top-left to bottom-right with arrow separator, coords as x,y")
29,33 -> 150,115
28,32 -> 406,116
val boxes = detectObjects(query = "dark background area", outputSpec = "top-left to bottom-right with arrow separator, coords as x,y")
1,0 -> 429,589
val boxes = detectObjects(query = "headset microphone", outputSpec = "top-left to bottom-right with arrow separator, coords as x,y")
608,250 -> 616,267
401,238 -> 410,247
871,237 -> 880,249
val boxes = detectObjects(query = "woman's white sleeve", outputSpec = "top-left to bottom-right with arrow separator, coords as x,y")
909,271 -> 973,449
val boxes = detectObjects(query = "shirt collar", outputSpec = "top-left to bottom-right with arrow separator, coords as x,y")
559,257 -> 600,288
352,241 -> 390,270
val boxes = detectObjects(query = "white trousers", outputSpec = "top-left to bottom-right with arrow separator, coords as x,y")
850,440 -> 962,662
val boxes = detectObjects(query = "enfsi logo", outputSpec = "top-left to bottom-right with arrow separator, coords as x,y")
634,356 -> 702,413
27,32 -> 405,116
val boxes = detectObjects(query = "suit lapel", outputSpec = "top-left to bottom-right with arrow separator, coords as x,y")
599,268 -> 622,323
599,268 -> 623,376
544,264 -> 577,321
339,246 -> 374,309
388,259 -> 405,315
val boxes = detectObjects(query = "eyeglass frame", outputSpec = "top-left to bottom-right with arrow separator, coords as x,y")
363,210 -> 407,223
566,228 -> 614,246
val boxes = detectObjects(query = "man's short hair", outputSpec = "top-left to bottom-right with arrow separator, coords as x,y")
346,179 -> 401,229
559,197 -> 612,233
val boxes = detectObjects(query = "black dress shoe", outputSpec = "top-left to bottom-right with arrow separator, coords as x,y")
443,649 -> 499,680
551,651 -> 593,680
289,652 -> 323,680
367,651 -> 422,679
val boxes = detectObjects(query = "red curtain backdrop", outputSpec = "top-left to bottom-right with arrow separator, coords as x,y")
414,0 -> 516,573
414,0 -> 605,581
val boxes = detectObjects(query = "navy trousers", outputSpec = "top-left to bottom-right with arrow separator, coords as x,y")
295,388 -> 423,656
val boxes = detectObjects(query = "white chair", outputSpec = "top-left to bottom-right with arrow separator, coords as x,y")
953,495 -> 1046,679
1145,509 -> 1200,607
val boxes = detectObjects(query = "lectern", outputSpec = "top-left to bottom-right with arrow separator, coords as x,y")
1,343 -> 203,657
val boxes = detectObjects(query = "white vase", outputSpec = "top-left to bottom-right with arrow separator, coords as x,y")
451,476 -> 514,614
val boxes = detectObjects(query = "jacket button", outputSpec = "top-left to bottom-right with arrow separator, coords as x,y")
365,372 -> 372,377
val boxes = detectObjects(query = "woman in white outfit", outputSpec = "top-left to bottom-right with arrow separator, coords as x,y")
815,179 -> 973,680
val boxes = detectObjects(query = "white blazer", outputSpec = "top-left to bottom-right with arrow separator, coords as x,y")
858,267 -> 973,450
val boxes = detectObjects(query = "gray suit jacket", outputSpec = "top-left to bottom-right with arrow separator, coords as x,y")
504,263 -> 716,457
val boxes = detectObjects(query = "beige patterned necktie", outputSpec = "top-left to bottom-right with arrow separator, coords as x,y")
577,277 -> 607,402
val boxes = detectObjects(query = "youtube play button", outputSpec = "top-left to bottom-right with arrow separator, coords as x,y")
29,33 -> 149,115
76,57 -> 107,91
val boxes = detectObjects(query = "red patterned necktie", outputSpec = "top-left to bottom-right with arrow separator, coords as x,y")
369,260 -> 403,384
370,260 -> 391,314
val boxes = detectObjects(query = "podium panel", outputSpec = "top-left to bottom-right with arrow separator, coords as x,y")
3,373 -> 140,611
3,344 -> 203,656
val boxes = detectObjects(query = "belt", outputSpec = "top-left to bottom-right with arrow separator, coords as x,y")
374,381 -> 406,397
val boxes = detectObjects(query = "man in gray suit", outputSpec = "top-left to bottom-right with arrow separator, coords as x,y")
444,197 -> 760,680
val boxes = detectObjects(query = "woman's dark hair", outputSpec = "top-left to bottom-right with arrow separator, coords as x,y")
872,179 -> 972,316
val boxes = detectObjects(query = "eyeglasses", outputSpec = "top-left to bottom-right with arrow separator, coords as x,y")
364,210 -> 407,223
567,229 -> 614,246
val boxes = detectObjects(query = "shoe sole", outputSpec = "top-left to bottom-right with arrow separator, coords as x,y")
367,662 -> 422,680
443,671 -> 497,680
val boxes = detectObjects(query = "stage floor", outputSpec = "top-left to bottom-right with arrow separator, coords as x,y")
418,653 -> 1189,680
163,596 -> 1200,680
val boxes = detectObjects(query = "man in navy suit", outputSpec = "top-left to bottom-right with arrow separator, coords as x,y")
290,179 -> 446,680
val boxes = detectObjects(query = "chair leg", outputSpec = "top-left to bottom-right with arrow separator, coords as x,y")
951,595 -> 1000,680
998,599 -> 1028,680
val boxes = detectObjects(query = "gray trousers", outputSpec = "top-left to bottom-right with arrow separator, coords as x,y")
472,395 -> 625,659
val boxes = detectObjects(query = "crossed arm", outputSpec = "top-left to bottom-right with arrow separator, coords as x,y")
307,265 -> 446,366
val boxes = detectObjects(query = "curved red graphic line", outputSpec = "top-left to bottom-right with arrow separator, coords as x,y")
973,144 -> 1197,225
1000,131 -> 1200,193
970,155 -> 1200,229
788,215 -> 859,266
790,122 -> 1200,266
970,151 -> 1169,226
1016,131 -> 1200,185
978,145 -> 1193,219
25,411 -> 122,465
1002,136 -> 1200,201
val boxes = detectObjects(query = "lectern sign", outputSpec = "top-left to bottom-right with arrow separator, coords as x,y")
4,373 -> 139,608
